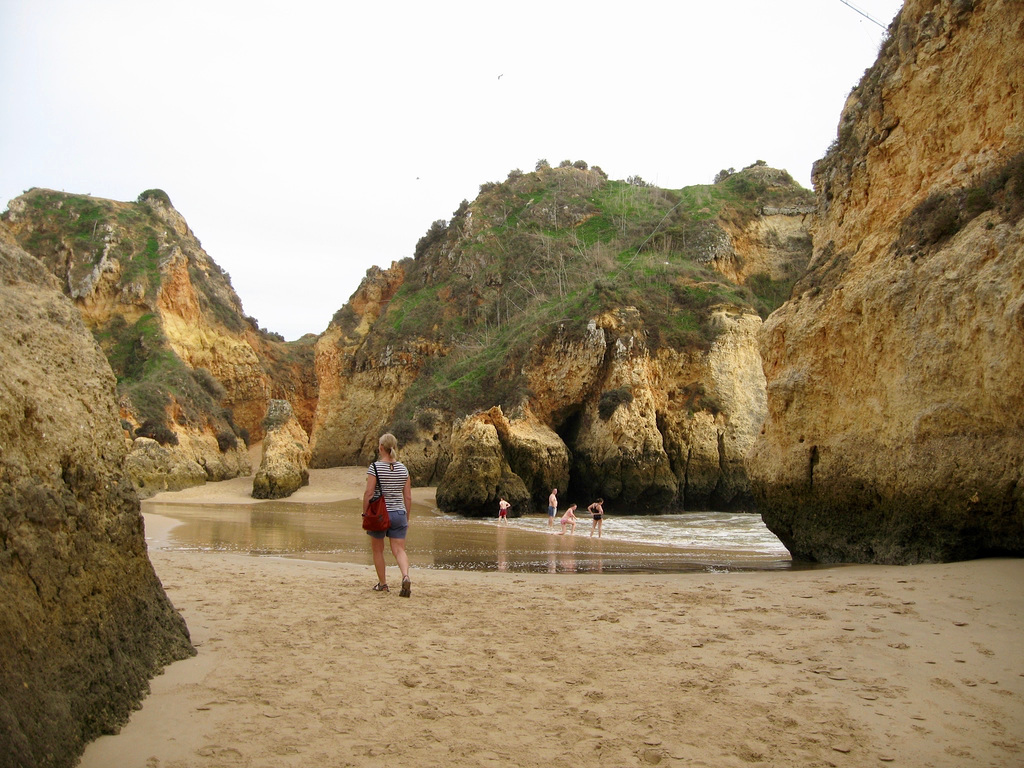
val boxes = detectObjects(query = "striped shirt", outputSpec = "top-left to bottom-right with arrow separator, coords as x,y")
368,460 -> 409,514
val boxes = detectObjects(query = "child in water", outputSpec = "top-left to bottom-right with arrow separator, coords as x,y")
559,504 -> 578,535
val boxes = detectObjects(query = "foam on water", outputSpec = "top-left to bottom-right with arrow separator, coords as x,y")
509,512 -> 789,555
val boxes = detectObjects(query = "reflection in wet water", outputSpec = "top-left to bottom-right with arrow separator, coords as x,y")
144,497 -> 795,575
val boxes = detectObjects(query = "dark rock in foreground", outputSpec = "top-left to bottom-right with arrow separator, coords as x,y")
0,224 -> 195,768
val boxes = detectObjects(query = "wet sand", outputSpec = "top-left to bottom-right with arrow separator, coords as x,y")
79,468 -> 1024,767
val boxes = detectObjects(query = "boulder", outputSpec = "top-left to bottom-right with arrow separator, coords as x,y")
435,413 -> 532,517
178,429 -> 252,482
0,224 -> 195,767
493,406 -> 570,510
252,399 -> 311,499
123,436 -> 208,498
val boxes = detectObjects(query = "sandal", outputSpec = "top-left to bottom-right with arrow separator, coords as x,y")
399,576 -> 411,598
372,583 -> 389,592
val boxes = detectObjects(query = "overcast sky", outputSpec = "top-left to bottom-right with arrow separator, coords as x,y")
1,0 -> 903,340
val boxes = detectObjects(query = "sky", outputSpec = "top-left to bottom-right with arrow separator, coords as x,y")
0,0 -> 904,340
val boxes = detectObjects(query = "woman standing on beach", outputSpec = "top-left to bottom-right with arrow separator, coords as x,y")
363,433 -> 413,597
588,498 -> 605,538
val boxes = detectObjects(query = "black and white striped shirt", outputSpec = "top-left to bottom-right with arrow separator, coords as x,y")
368,460 -> 409,514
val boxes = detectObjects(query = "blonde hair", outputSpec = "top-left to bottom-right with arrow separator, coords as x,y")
378,433 -> 398,457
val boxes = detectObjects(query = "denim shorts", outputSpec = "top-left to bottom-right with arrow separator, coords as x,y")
367,509 -> 408,539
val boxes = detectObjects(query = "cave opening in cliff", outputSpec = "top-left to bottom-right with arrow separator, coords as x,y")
554,408 -> 589,503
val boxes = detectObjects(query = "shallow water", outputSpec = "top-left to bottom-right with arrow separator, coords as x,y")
144,497 -> 795,574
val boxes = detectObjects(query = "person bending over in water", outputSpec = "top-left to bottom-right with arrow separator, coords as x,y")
588,498 -> 605,538
559,504 -> 578,535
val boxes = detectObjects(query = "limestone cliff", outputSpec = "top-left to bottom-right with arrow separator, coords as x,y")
706,164 -> 815,289
308,262 -> 428,469
747,0 -> 1024,563
2,189 -> 317,495
0,223 -> 195,767
312,164 -> 804,513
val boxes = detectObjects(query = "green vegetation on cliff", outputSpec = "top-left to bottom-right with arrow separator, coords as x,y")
2,188 -> 297,447
352,161 -> 813,418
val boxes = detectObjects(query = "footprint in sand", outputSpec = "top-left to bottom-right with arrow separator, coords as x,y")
196,745 -> 242,759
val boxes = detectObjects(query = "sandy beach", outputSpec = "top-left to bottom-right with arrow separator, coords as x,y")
80,468 -> 1024,768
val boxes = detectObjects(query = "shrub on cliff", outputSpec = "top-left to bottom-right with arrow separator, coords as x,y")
192,367 -> 226,401
135,419 -> 178,445
415,219 -> 448,260
216,430 -> 238,452
896,152 -> 1024,255
331,304 -> 360,335
389,418 -> 417,445
137,188 -> 173,206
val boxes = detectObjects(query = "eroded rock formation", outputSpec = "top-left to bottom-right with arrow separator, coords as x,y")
308,262 -> 425,468
435,409 -> 536,515
252,399 -> 311,499
747,0 -> 1024,563
0,224 -> 195,767
123,436 -> 209,496
433,307 -> 767,515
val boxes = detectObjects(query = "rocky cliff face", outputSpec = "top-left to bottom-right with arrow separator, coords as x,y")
311,165 -> 797,514
308,262 -> 426,469
360,303 -> 769,516
310,164 -> 810,514
747,0 -> 1024,563
2,190 -> 317,496
0,224 -> 195,767
708,165 -> 815,288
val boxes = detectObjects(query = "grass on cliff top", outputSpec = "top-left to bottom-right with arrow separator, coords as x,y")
12,189 -> 170,294
380,163 -> 814,419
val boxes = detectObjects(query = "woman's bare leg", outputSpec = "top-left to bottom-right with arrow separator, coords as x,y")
390,537 -> 410,581
371,536 -> 387,585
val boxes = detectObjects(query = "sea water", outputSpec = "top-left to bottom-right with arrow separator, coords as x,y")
144,497 -> 793,574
